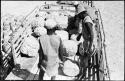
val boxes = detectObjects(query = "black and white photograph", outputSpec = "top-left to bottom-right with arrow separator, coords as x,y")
0,0 -> 124,80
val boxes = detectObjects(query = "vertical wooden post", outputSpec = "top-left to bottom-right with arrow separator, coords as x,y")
92,56 -> 95,80
11,34 -> 17,66
95,52 -> 99,81
95,10 -> 105,81
88,58 -> 91,80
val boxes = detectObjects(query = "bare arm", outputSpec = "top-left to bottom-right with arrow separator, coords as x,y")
59,38 -> 64,62
38,39 -> 44,68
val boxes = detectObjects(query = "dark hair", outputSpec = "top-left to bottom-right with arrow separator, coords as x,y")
76,11 -> 88,19
47,28 -> 57,35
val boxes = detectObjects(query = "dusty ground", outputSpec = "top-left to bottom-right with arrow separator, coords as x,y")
1,1 -> 124,80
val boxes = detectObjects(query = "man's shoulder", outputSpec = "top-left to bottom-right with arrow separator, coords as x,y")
83,16 -> 93,24
39,35 -> 48,40
50,34 -> 61,39
50,35 -> 62,43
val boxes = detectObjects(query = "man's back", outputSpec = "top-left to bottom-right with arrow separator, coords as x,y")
39,34 -> 61,76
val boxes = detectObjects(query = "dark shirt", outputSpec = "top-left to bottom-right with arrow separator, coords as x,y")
76,12 -> 94,52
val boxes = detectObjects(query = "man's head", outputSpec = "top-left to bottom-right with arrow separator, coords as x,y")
76,3 -> 86,15
44,18 -> 57,30
44,18 -> 58,35
74,1 -> 79,6
75,3 -> 88,19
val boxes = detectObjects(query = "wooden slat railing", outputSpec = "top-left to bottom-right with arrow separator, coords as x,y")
1,5 -> 40,80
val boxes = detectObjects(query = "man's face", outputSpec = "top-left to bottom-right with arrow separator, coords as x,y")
75,17 -> 80,27
75,17 -> 82,33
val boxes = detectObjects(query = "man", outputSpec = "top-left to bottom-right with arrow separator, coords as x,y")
72,3 -> 94,78
38,18 -> 63,80
75,3 -> 94,55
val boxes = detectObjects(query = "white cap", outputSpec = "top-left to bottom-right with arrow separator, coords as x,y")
76,3 -> 86,15
74,1 -> 79,5
45,18 -> 57,29
34,27 -> 47,36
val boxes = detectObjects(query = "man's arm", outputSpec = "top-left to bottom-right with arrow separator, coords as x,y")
59,38 -> 64,62
38,39 -> 44,68
84,22 -> 94,42
82,16 -> 94,53
83,15 -> 94,42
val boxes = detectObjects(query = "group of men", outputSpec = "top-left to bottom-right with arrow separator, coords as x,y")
38,2 -> 94,80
